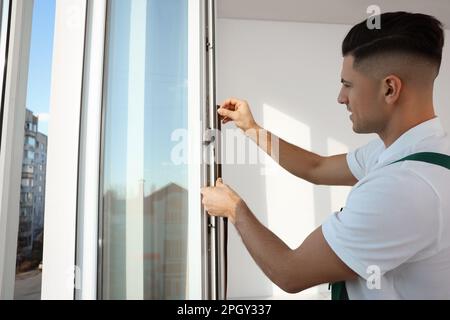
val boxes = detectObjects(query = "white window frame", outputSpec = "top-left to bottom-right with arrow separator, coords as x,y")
41,0 -> 87,300
74,0 -> 205,300
0,0 -> 34,300
75,0 -> 106,300
187,0 -> 204,300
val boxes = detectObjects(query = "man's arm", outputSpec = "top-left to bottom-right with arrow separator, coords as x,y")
232,200 -> 358,293
201,179 -> 358,293
245,126 -> 357,186
218,98 -> 357,186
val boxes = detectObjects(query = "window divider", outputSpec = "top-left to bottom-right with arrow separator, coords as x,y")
41,0 -> 87,300
75,0 -> 107,300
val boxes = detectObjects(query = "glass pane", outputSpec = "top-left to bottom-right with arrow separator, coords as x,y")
14,0 -> 55,300
100,0 -> 188,300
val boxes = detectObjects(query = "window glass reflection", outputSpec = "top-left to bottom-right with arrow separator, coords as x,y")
101,0 -> 189,300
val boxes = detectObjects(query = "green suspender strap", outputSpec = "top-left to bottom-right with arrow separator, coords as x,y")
390,152 -> 450,169
331,152 -> 450,300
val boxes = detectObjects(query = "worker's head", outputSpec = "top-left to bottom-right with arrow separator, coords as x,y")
337,12 -> 444,134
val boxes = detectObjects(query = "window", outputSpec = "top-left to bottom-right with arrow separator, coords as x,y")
21,178 -> 33,187
14,0 -> 55,300
100,0 -> 189,300
22,165 -> 33,174
23,192 -> 33,202
26,150 -> 34,160
25,136 -> 36,146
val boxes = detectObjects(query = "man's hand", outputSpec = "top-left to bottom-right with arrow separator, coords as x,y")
200,178 -> 243,224
218,98 -> 260,133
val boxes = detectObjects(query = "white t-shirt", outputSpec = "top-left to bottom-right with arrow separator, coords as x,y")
322,117 -> 450,299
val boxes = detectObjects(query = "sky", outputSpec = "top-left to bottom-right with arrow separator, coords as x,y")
104,0 -> 189,195
26,0 -> 55,135
23,0 -> 189,194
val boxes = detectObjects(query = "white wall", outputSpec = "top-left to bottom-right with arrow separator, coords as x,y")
217,18 -> 450,299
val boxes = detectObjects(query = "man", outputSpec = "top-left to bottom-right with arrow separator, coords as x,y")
200,12 -> 450,299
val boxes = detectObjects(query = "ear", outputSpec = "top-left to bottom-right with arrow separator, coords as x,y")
382,75 -> 402,105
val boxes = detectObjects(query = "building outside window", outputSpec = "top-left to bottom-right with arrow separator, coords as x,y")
13,0 -> 54,300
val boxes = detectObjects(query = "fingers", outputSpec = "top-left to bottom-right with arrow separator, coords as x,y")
218,113 -> 229,121
218,108 -> 236,120
201,186 -> 213,194
220,98 -> 235,108
218,97 -> 246,123
220,97 -> 241,110
219,113 -> 230,123
201,178 -> 224,191
217,105 -> 227,121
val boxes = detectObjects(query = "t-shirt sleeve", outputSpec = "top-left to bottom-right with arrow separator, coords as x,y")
322,170 -> 439,279
346,138 -> 384,181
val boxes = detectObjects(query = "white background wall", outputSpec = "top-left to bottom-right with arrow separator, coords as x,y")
216,18 -> 450,299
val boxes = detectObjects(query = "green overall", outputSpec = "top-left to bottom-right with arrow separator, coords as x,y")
330,152 -> 450,300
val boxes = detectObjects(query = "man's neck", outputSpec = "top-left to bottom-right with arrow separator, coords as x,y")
378,110 -> 436,148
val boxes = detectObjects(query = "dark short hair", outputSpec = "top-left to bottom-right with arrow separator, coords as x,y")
342,12 -> 445,70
